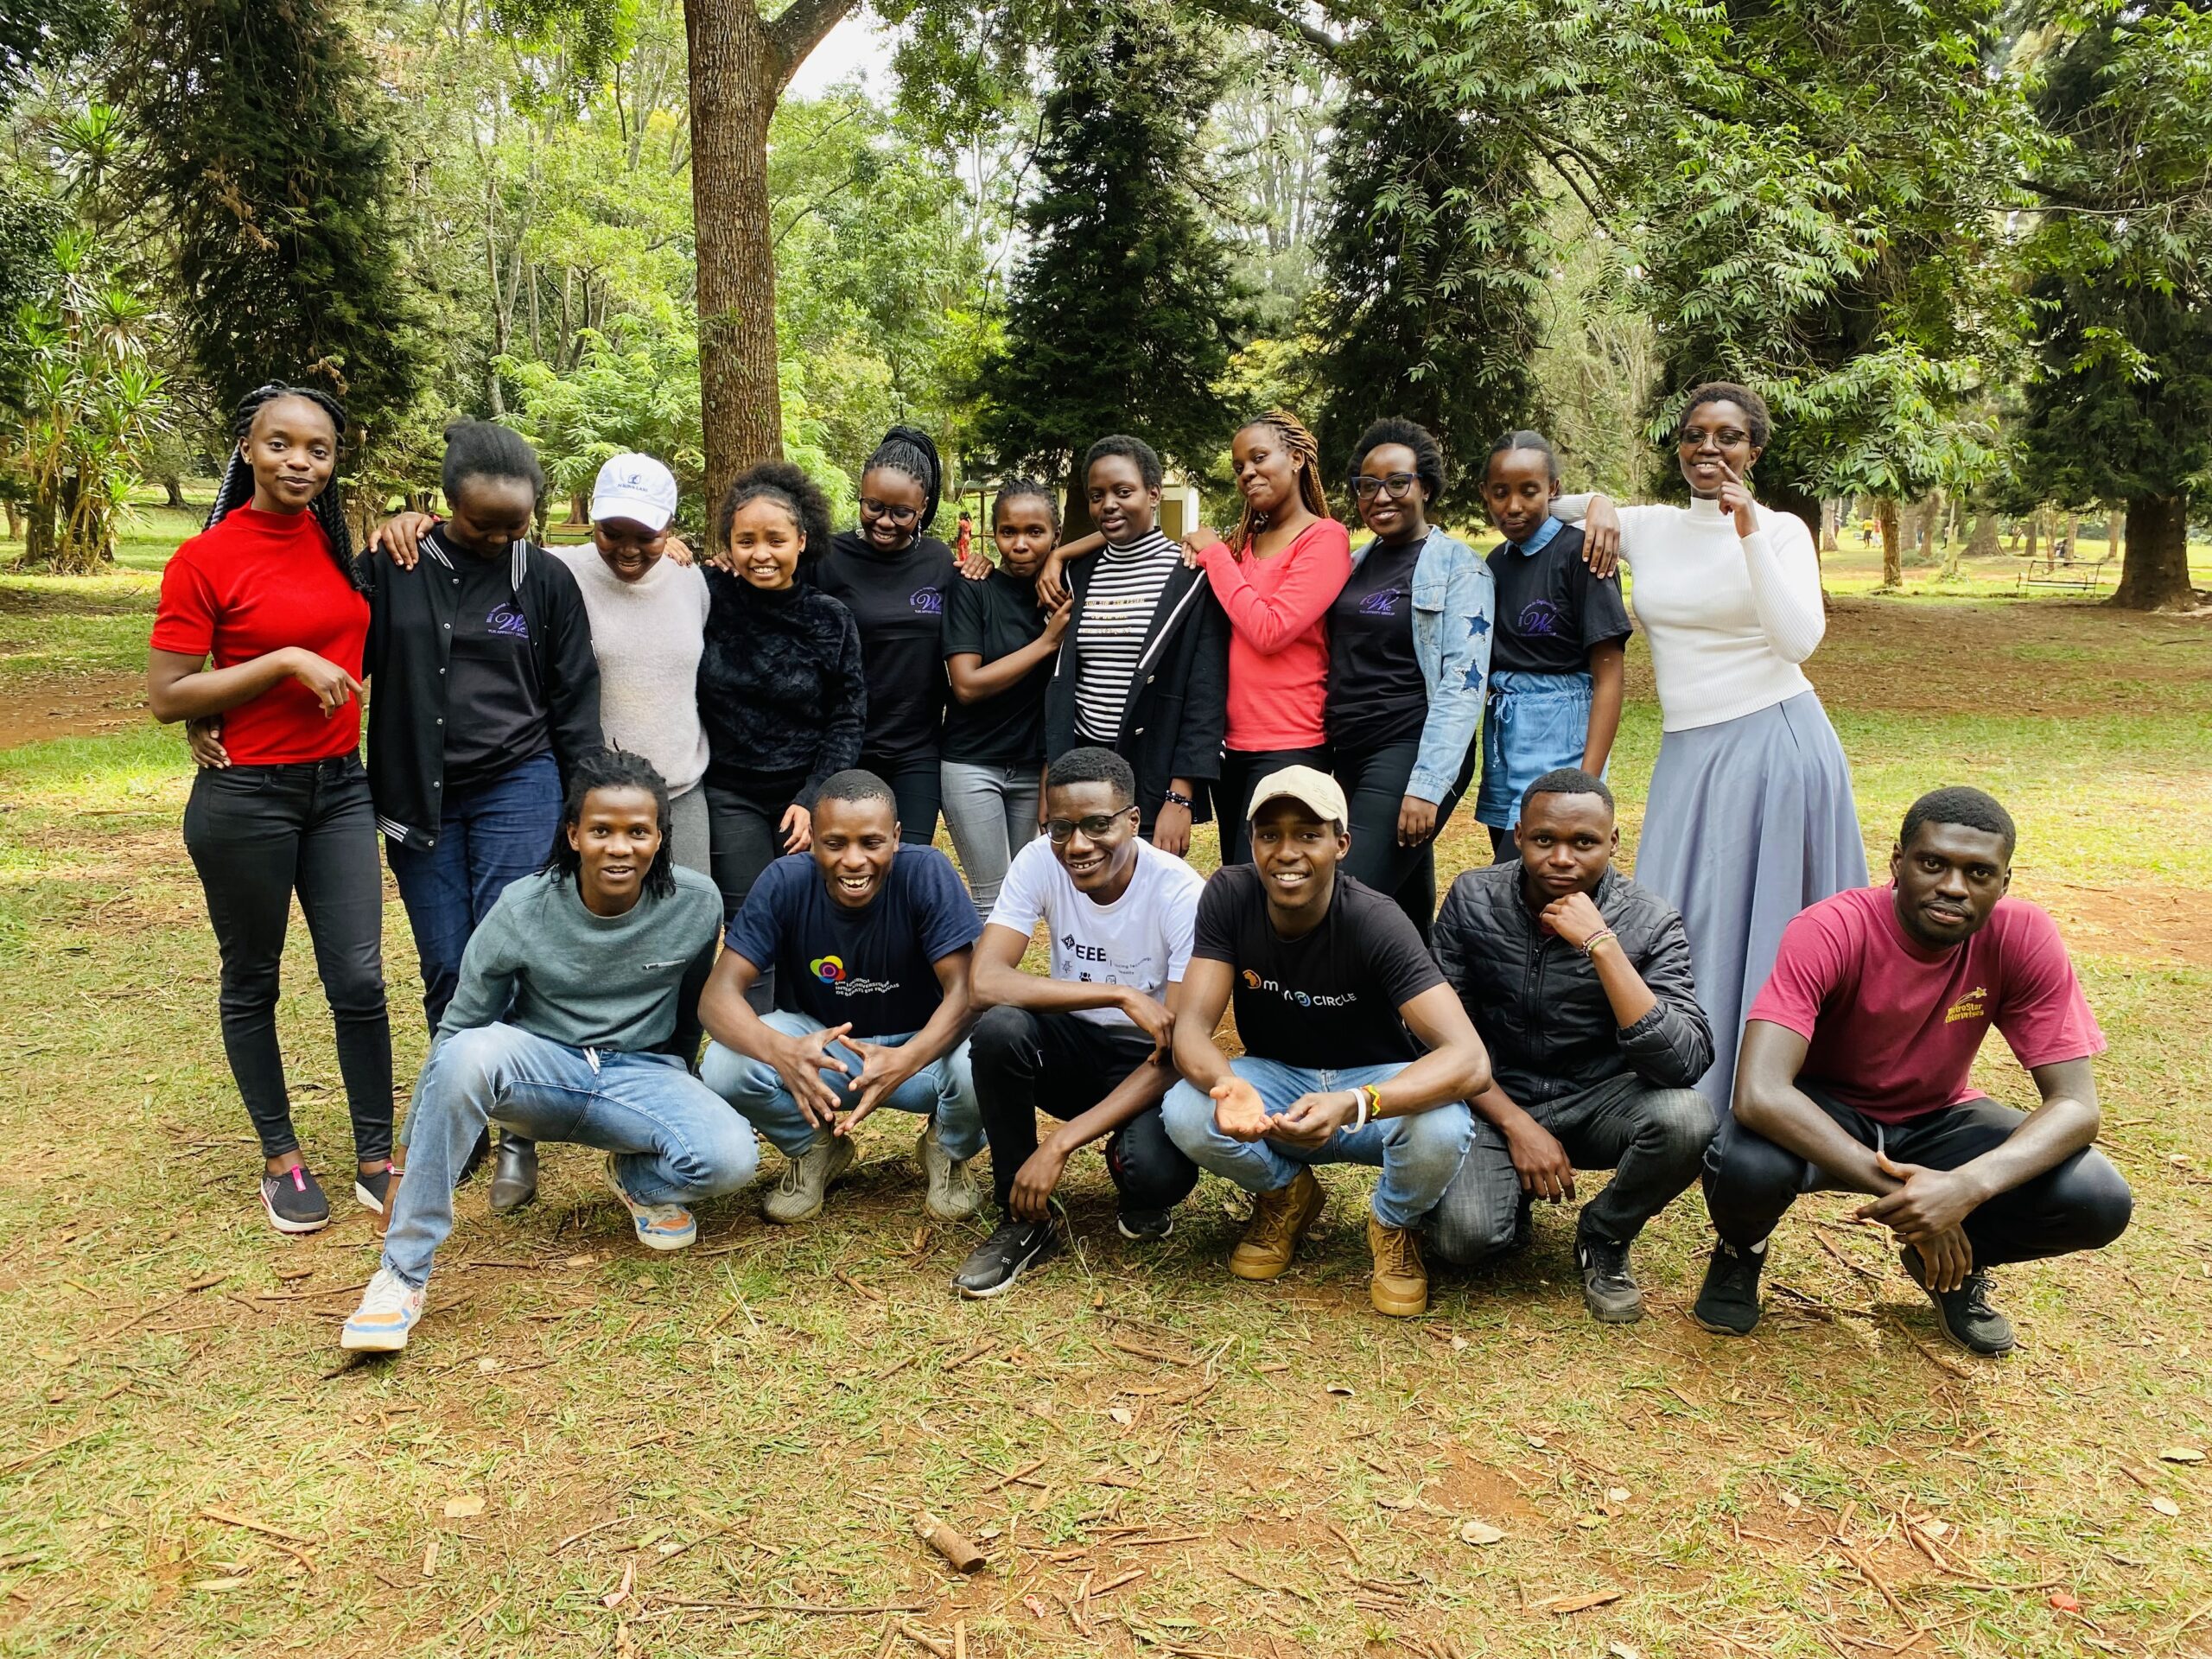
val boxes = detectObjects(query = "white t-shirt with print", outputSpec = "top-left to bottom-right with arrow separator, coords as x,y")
984,836 -> 1205,1027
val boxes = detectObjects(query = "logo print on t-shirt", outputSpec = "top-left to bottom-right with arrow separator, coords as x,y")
1515,598 -> 1564,638
810,956 -> 846,983
486,603 -> 531,639
910,586 -> 944,615
1944,986 -> 1990,1025
1358,586 -> 1407,617
1241,969 -> 1263,989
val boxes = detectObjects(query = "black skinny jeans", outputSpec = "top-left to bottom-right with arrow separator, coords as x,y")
968,1006 -> 1198,1218
182,755 -> 393,1163
1215,746 -> 1332,866
1335,732 -> 1478,938
1703,1090 -> 2133,1268
865,757 -> 943,847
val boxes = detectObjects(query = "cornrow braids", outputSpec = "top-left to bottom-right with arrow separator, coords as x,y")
1228,410 -> 1330,558
864,425 -> 944,534
207,382 -> 361,591
992,475 -> 1060,533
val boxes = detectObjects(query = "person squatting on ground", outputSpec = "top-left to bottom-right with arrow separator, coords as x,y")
1164,766 -> 1492,1318
1425,769 -> 1714,1322
1693,787 -> 2133,1354
951,746 -> 1207,1299
697,770 -> 986,1225
149,383 -> 395,1235
341,749 -> 750,1352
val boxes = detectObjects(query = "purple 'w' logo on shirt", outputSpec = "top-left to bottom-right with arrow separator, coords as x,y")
1359,586 -> 1407,617
910,586 -> 944,615
486,603 -> 531,639
1515,599 -> 1564,638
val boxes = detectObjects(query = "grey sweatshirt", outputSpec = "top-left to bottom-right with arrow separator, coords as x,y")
437,867 -> 723,1055
553,547 -> 711,796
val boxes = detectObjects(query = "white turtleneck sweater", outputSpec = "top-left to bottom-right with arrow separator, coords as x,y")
1554,495 -> 1826,732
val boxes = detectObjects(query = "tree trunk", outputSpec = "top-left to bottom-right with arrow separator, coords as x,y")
1818,498 -> 1839,554
3,499 -> 20,539
162,473 -> 186,509
2105,500 -> 2126,563
1061,462 -> 1095,541
1967,510 -> 2000,562
2059,511 -> 2078,563
2111,492 -> 2196,610
1876,496 -> 1901,589
685,0 -> 787,505
1763,480 -> 1820,542
2023,512 -> 2038,566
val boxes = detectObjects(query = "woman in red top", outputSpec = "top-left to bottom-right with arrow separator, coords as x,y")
148,385 -> 393,1237
1182,411 -> 1353,864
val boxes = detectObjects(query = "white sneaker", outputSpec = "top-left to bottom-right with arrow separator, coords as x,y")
918,1121 -> 983,1223
763,1132 -> 856,1224
340,1268 -> 426,1352
603,1155 -> 698,1251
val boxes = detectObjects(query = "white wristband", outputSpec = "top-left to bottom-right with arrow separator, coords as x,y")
1351,1089 -> 1370,1132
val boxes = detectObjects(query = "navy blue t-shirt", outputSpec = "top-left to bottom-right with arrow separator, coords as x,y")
724,845 -> 982,1036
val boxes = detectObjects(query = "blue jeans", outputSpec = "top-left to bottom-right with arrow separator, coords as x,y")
1476,670 -> 1597,830
1162,1057 -> 1473,1229
384,1023 -> 759,1287
385,752 -> 562,1030
699,1010 -> 983,1160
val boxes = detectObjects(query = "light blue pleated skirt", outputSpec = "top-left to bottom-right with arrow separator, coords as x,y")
1634,692 -> 1866,1114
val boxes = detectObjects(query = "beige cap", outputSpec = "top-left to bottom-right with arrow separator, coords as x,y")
1246,764 -> 1348,825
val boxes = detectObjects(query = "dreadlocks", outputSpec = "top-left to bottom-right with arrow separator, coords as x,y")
1228,410 -> 1330,558
207,383 -> 361,590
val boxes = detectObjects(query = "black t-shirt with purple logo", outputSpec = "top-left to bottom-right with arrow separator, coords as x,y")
1484,521 -> 1631,676
1192,864 -> 1446,1069
439,535 -> 552,789
819,529 -> 958,769
1325,534 -> 1429,754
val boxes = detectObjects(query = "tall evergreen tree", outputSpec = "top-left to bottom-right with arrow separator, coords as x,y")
975,0 -> 1255,514
110,0 -> 426,447
2013,1 -> 2212,610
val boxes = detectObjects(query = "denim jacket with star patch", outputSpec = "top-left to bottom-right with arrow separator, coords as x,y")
1348,525 -> 1495,803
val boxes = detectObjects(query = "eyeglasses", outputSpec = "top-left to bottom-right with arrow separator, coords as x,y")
1046,809 -> 1136,844
861,498 -> 919,525
1352,472 -> 1420,500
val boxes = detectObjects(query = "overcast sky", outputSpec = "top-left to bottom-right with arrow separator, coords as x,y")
788,12 -> 896,99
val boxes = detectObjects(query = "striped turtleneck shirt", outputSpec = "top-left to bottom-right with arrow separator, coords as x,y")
1073,529 -> 1179,745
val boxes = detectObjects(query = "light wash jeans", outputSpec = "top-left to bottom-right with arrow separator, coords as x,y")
1162,1056 -> 1473,1229
938,760 -> 1039,917
383,1023 -> 760,1287
699,1010 -> 984,1160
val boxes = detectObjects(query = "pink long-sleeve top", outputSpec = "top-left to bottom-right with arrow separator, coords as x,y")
1196,517 -> 1353,751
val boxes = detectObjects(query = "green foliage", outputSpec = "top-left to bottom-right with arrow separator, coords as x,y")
0,0 -> 108,111
975,0 -> 1256,490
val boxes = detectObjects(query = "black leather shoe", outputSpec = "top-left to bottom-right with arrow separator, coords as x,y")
488,1135 -> 539,1214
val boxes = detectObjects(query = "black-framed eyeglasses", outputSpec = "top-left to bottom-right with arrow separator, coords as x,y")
1046,808 -> 1137,844
861,497 -> 919,525
1352,472 -> 1420,500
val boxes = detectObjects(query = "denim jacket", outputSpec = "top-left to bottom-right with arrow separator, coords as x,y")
1349,526 -> 1495,803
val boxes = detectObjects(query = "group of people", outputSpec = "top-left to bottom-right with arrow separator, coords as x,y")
146,379 -> 2132,1363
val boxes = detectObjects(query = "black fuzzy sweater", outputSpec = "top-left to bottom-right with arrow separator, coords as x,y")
697,568 -> 866,805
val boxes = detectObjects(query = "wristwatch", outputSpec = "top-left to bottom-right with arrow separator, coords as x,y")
1161,788 -> 1195,810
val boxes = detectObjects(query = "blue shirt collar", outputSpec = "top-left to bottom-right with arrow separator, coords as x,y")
1507,516 -> 1563,557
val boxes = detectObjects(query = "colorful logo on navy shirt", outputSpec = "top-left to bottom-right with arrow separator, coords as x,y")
1514,599 -> 1565,638
810,955 -> 845,982
486,603 -> 531,639
809,952 -> 895,995
910,586 -> 944,614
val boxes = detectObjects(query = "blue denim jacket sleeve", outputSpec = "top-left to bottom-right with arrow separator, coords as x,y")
1406,530 -> 1495,804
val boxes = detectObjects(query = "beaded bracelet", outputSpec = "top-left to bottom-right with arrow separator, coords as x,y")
1580,928 -> 1618,959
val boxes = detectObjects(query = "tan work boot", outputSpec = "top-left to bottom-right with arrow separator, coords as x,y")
1367,1213 -> 1428,1317
1229,1168 -> 1325,1281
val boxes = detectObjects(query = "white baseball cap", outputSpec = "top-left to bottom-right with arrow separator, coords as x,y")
589,453 -> 678,533
1247,764 -> 1349,826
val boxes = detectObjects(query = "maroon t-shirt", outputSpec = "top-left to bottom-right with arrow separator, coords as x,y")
1747,884 -> 2104,1124
151,506 -> 369,765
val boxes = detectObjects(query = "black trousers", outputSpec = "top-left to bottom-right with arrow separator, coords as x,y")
1335,732 -> 1478,938
1703,1090 -> 2133,1268
865,756 -> 942,847
181,755 -> 393,1163
967,1005 -> 1198,1217
706,772 -> 801,1014
1215,745 -> 1332,866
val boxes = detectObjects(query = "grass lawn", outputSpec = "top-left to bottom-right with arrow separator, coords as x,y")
0,511 -> 2208,1657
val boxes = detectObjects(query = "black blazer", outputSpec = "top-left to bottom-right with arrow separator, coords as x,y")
1044,554 -> 1228,826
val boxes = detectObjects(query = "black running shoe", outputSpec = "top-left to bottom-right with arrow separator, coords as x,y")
951,1219 -> 1058,1300
353,1165 -> 397,1216
1511,1192 -> 1535,1255
261,1162 -> 332,1235
1116,1208 -> 1174,1242
1692,1238 -> 1766,1335
1900,1245 -> 2015,1356
1575,1225 -> 1645,1324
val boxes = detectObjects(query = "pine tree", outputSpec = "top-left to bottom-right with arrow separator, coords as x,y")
975,0 -> 1255,512
110,0 -> 426,445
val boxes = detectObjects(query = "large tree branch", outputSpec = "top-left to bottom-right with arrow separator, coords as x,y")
1185,0 -> 1343,62
768,0 -> 861,90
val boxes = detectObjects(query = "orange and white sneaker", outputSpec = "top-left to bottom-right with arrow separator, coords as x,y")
341,1268 -> 426,1352
604,1155 -> 697,1251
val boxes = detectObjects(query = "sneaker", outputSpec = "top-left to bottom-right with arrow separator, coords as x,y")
917,1122 -> 984,1223
603,1155 -> 697,1252
1229,1167 -> 1325,1281
1367,1214 -> 1429,1317
340,1267 -> 426,1352
1900,1244 -> 2016,1356
952,1218 -> 1059,1300
353,1165 -> 397,1217
260,1162 -> 331,1235
1116,1208 -> 1174,1242
1510,1192 -> 1535,1255
763,1132 -> 856,1224
1576,1226 -> 1645,1324
1692,1238 -> 1767,1336
488,1135 -> 538,1214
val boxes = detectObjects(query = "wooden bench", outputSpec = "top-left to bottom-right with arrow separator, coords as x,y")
2016,554 -> 2112,593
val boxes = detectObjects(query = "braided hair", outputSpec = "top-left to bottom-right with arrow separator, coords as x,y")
1228,410 -> 1330,558
207,383 -> 360,590
992,475 -> 1060,534
862,425 -> 943,535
